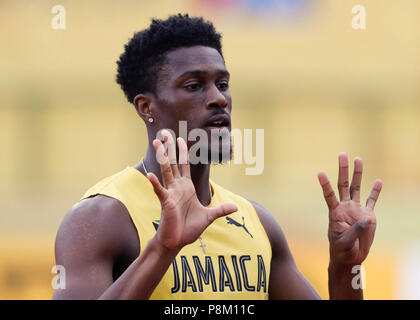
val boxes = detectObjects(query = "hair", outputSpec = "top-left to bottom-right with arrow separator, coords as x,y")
116,14 -> 223,103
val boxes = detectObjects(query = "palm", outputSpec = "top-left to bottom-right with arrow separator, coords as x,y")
159,178 -> 212,247
329,201 -> 376,265
318,153 -> 382,266
146,131 -> 237,250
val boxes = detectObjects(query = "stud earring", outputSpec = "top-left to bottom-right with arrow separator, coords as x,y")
148,117 -> 154,123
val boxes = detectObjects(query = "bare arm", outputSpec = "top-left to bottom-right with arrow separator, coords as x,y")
54,134 -> 237,299
54,194 -> 188,300
53,195 -> 179,300
249,154 -> 382,300
53,195 -> 138,299
249,200 -> 321,300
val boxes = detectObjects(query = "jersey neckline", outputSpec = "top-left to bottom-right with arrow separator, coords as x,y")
127,166 -> 216,208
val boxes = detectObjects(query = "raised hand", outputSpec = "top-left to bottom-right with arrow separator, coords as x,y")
147,130 -> 238,251
318,153 -> 382,266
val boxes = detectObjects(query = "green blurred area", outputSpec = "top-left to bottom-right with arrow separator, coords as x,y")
0,0 -> 419,299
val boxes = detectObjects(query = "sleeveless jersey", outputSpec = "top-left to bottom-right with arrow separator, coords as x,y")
81,166 -> 272,299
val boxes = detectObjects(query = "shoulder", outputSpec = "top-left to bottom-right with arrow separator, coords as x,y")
248,200 -> 320,299
247,199 -> 292,259
247,199 -> 280,235
55,195 -> 139,263
247,199 -> 280,236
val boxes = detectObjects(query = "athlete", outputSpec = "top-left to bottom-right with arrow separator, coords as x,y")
53,14 -> 382,300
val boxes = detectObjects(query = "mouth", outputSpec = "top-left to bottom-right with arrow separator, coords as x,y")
203,114 -> 231,131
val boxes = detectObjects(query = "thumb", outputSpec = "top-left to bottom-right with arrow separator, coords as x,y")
207,203 -> 238,223
339,217 -> 371,249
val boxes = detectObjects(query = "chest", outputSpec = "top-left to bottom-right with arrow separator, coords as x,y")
151,213 -> 272,299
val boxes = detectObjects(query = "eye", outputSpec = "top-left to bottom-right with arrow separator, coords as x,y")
217,81 -> 229,91
184,82 -> 202,92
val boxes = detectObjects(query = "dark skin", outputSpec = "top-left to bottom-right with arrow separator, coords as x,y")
53,46 -> 382,299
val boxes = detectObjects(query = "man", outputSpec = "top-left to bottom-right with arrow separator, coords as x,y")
53,14 -> 382,299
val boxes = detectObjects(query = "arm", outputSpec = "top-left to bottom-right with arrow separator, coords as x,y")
99,235 -> 180,299
53,195 -> 179,300
53,195 -> 137,299
249,200 -> 321,300
54,133 -> 237,299
249,155 -> 382,300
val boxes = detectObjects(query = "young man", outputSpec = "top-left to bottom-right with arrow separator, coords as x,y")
53,14 -> 382,300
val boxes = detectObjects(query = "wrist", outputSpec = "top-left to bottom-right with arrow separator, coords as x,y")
328,261 -> 365,300
328,261 -> 360,274
148,235 -> 181,259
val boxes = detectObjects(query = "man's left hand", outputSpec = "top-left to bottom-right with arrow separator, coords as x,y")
318,153 -> 382,266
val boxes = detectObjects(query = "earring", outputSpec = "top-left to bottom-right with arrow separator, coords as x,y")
148,117 -> 154,123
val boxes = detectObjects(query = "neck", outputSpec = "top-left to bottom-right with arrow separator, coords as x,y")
135,145 -> 212,207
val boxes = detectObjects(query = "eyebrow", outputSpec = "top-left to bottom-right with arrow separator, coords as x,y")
175,69 -> 230,81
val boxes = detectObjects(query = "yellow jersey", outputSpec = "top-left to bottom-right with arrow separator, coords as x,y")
81,166 -> 272,300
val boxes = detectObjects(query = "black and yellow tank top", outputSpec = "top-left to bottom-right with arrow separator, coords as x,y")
81,166 -> 272,299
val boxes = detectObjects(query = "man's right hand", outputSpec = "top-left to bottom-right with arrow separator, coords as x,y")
147,130 -> 238,251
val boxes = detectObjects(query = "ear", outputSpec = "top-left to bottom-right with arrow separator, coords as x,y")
133,93 -> 154,123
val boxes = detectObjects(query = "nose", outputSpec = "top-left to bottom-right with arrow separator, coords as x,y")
206,84 -> 227,109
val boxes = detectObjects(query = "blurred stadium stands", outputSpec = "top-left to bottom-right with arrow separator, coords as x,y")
0,0 -> 419,299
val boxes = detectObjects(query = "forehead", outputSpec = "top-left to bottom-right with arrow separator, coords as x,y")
162,46 -> 226,78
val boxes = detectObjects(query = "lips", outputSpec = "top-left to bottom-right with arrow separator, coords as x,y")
203,113 -> 231,129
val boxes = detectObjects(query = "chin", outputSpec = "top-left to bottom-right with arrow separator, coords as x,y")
188,137 -> 232,165
209,144 -> 232,164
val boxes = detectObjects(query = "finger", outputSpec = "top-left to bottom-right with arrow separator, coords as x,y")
317,171 -> 340,210
177,137 -> 191,179
350,157 -> 363,203
366,179 -> 383,210
337,152 -> 350,201
147,172 -> 168,202
153,138 -> 174,188
339,217 -> 371,250
206,203 -> 238,224
162,130 -> 180,178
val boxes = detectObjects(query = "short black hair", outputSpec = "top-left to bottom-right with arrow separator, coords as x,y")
116,14 -> 223,103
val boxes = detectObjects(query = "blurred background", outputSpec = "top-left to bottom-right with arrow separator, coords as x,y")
1,0 -> 419,299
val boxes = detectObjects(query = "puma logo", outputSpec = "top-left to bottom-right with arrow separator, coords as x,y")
226,216 -> 253,238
